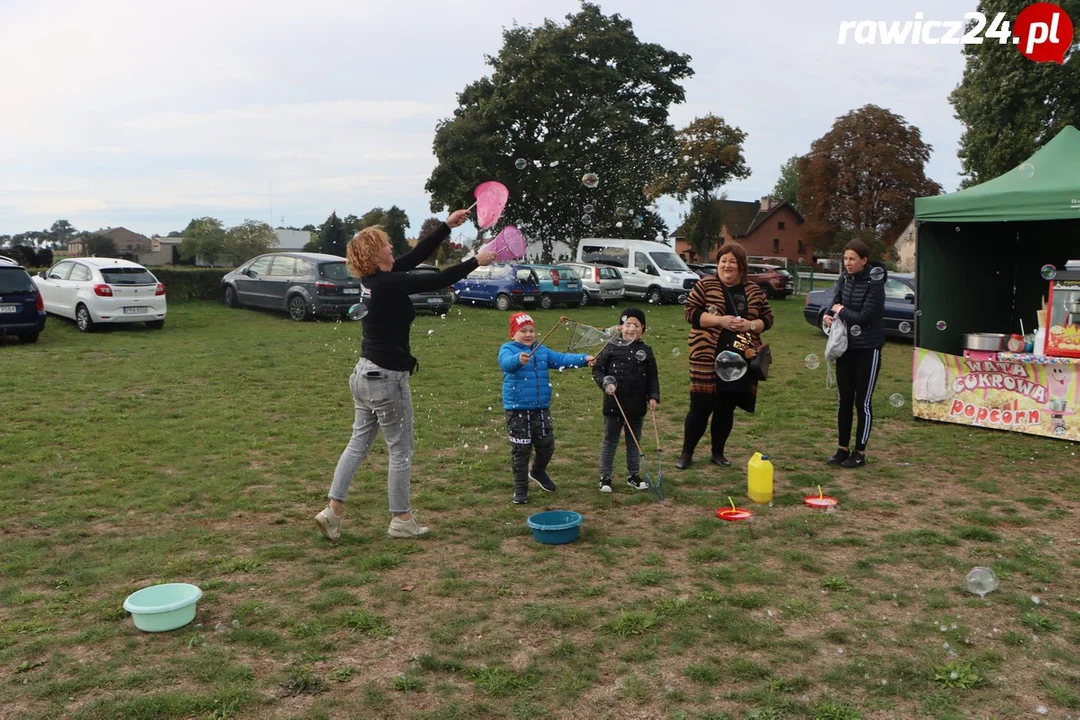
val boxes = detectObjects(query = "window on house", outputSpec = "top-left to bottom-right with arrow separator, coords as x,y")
778,221 -> 785,230
773,239 -> 780,253
798,240 -> 805,254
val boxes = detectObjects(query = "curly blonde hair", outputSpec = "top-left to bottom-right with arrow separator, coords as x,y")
346,227 -> 388,277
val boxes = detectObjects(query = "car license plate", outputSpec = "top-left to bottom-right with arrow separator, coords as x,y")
523,295 -> 537,303
343,288 -> 360,295
123,306 -> 148,314
427,297 -> 442,304
0,304 -> 17,314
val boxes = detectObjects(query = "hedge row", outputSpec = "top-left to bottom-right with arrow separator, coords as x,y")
152,268 -> 228,303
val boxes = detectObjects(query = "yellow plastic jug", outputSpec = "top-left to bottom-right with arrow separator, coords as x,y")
747,452 -> 774,505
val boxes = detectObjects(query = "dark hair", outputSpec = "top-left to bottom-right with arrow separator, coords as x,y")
844,239 -> 870,259
715,243 -> 748,283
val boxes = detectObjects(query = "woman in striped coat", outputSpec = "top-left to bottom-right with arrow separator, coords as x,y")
677,244 -> 774,469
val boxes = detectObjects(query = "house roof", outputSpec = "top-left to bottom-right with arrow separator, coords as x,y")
671,199 -> 804,239
93,227 -> 152,247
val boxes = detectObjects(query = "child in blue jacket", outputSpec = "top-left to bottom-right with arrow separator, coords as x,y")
499,312 -> 593,504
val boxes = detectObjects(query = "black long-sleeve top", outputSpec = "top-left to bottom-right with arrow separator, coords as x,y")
360,223 -> 478,372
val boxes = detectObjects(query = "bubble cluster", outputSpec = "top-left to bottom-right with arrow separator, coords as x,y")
805,354 -> 820,370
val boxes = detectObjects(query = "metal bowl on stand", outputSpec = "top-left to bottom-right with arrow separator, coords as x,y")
962,333 -> 1010,352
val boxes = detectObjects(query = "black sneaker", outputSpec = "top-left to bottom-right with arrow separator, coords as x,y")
529,469 -> 557,492
599,476 -> 613,493
710,455 -> 732,467
627,474 -> 649,490
826,449 -> 850,466
512,493 -> 530,504
840,451 -> 866,468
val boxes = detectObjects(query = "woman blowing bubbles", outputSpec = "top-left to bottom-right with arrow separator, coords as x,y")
314,209 -> 496,541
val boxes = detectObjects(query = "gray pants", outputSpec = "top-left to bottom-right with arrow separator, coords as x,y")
599,414 -> 643,478
328,358 -> 414,514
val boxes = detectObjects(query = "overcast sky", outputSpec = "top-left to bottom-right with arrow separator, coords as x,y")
0,0 -> 986,238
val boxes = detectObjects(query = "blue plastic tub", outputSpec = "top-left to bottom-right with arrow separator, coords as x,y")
123,583 -> 202,632
526,510 -> 583,545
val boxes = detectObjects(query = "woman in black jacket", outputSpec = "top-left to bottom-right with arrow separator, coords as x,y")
823,239 -> 885,468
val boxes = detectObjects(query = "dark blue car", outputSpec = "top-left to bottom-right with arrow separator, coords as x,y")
803,272 -> 916,340
452,264 -> 541,311
0,257 -> 46,343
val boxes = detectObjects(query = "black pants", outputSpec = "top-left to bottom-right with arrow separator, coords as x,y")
836,347 -> 882,451
506,409 -> 554,495
599,414 -> 644,478
681,393 -> 739,458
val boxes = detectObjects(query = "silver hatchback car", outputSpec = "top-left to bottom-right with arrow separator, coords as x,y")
558,262 -> 625,306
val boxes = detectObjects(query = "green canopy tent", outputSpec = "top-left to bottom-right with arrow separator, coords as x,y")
913,125 -> 1080,354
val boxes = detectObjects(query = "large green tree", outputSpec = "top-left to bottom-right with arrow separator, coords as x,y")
178,218 -> 226,265
798,105 -> 942,254
657,114 -> 749,260
48,219 -> 77,248
950,0 -> 1080,187
84,233 -> 117,258
771,155 -> 802,211
224,220 -> 278,264
316,212 -> 349,257
425,3 -> 692,261
355,206 -> 410,256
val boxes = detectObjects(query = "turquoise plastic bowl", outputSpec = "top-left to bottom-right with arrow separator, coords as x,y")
526,510 -> 583,545
123,583 -> 202,632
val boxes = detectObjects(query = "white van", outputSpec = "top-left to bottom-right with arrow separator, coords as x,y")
576,239 -> 698,304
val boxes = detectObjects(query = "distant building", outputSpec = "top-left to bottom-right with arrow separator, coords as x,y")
671,197 -> 811,268
68,227 -> 152,261
892,220 -> 917,272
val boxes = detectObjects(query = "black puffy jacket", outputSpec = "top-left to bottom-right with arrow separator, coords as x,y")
828,262 -> 886,350
591,340 -> 660,417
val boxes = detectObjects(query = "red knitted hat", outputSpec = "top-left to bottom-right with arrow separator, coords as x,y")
509,312 -> 535,338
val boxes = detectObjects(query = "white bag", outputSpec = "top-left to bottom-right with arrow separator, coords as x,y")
825,316 -> 847,388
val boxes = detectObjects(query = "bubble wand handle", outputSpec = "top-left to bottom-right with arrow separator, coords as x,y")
612,394 -> 645,458
527,316 -> 569,359
650,405 -> 661,451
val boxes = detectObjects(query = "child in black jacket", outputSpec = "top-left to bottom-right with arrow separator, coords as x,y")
591,308 -> 660,492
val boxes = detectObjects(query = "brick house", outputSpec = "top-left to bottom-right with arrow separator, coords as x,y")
672,197 -> 812,267
68,227 -> 153,261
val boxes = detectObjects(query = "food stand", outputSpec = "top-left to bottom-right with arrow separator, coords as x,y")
911,125 -> 1080,440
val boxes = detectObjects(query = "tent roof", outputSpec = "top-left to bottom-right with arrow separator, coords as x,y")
915,125 -> 1080,223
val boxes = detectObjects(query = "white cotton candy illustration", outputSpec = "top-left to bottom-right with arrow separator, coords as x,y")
914,352 -> 952,402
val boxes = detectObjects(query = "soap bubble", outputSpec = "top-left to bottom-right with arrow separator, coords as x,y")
936,320 -> 947,331
615,221 -> 623,228
581,214 -> 592,225
1018,163 -> 1035,179
671,348 -> 680,357
427,329 -> 434,335
581,173 -> 599,188
514,158 -> 527,170
583,203 -> 595,214
889,393 -> 905,407
899,321 -> 911,334
632,217 -> 643,229
602,375 -> 617,393
1040,264 -> 1056,280
915,309 -> 923,317
635,349 -> 646,361
805,354 -> 820,370
850,325 -> 862,337
870,266 -> 885,281
615,207 -> 629,217
714,351 -> 747,382
549,160 -> 559,167
347,303 -> 368,320
964,567 -> 999,598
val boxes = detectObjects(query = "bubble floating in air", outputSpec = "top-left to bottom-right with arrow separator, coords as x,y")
889,393 -> 904,407
1018,163 -> 1035,179
514,158 -> 527,170
635,349 -> 646,361
870,266 -> 885,281
851,325 -> 862,337
1040,264 -> 1056,280
583,203 -> 595,214
581,173 -> 599,189
549,160 -> 559,167
936,320 -> 947,331
899,321 -> 911,334
671,348 -> 680,357
581,214 -> 592,225
714,351 -> 747,382
805,354 -> 820,370
347,303 -> 368,320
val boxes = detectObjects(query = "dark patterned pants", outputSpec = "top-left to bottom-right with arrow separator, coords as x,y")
505,409 -> 555,496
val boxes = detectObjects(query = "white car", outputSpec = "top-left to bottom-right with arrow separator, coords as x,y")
33,257 -> 167,332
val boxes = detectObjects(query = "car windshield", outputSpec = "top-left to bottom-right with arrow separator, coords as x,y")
100,267 -> 156,285
319,262 -> 350,280
597,267 -> 620,279
648,252 -> 689,272
0,268 -> 34,293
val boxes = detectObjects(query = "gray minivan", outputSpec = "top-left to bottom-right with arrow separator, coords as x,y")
557,262 -> 625,306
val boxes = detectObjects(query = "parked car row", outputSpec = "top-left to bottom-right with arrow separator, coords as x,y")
688,262 -> 794,299
0,256 -> 46,343
802,272 -> 916,340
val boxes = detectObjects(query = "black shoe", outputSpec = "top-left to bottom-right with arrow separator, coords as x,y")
627,474 -> 648,490
826,448 -> 850,466
675,453 -> 693,470
710,455 -> 732,467
599,476 -> 613,493
840,451 -> 866,468
512,492 -> 529,504
529,469 -> 557,492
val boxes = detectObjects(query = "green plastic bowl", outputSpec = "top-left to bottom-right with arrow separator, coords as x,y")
123,583 -> 202,632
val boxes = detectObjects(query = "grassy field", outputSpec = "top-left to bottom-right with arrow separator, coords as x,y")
0,297 -> 1077,720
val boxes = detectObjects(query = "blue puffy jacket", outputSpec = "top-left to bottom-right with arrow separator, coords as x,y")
499,342 -> 590,410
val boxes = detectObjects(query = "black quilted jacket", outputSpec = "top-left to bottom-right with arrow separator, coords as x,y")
827,262 -> 886,350
591,340 -> 660,417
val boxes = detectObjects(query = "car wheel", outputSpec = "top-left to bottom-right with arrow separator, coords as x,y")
75,304 -> 94,333
223,285 -> 239,308
18,333 -> 38,344
646,287 -> 663,305
288,294 -> 310,321
539,294 -> 554,310
819,311 -> 830,337
578,291 -> 590,307
495,293 -> 512,311
146,320 -> 164,330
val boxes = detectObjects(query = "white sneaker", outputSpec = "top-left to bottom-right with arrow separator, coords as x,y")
314,506 -> 342,541
388,514 -> 429,538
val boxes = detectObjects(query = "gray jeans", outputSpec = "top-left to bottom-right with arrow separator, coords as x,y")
599,414 -> 643,478
328,357 -> 414,514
